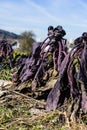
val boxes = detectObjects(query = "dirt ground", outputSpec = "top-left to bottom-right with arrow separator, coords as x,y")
0,78 -> 87,130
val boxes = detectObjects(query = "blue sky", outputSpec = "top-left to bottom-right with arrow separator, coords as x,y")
0,0 -> 87,41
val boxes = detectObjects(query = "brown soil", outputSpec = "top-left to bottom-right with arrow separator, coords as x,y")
0,78 -> 87,130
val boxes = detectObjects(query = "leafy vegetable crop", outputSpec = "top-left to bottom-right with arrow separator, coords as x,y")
46,32 -> 87,121
12,26 -> 67,89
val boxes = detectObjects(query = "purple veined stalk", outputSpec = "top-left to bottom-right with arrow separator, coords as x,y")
12,30 -> 68,85
52,49 -> 58,72
0,40 -> 14,68
67,42 -> 85,89
67,59 -> 79,98
72,40 -> 87,113
32,49 -> 48,89
79,43 -> 87,113
46,80 -> 61,111
32,38 -> 53,87
77,43 -> 87,84
46,40 -> 81,109
46,53 -> 70,111
12,56 -> 34,84
19,57 -> 35,78
41,39 -> 51,52
32,61 -> 45,89
19,61 -> 39,83
81,83 -> 87,113
20,69 -> 34,83
15,55 -> 28,67
70,42 -> 84,54
80,43 -> 87,78
77,62 -> 87,113
61,38 -> 68,54
12,37 -> 50,84
57,40 -> 65,71
18,42 -> 42,80
19,52 -> 42,84
46,33 -> 87,120
6,43 -> 14,68
46,46 -> 77,111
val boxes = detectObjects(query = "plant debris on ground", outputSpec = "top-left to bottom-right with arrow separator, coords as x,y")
0,79 -> 87,130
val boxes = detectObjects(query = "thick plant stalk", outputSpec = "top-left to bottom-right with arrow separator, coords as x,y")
13,31 -> 67,86
46,33 -> 87,121
46,80 -> 61,111
46,54 -> 70,111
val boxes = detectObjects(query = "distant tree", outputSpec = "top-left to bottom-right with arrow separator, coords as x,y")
19,31 -> 36,54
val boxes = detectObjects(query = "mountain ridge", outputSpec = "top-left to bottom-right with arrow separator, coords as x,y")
0,29 -> 20,41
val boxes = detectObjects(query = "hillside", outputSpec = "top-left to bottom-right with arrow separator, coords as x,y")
0,29 -> 20,43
